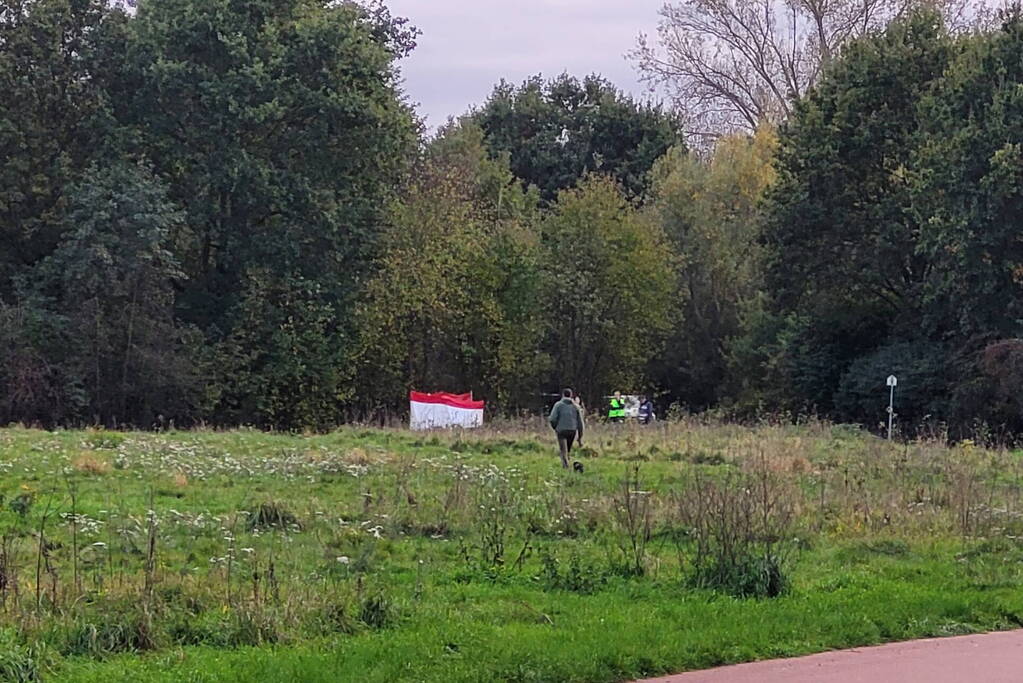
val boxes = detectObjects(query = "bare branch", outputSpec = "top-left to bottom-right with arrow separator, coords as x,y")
631,0 -> 984,143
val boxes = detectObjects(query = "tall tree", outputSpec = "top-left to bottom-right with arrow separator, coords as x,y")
541,176 -> 677,404
99,0 -> 418,327
647,127 -> 777,409
633,0 -> 976,141
764,11 -> 952,329
746,11 -> 954,414
0,0 -> 111,298
913,8 -> 1023,338
354,122 -> 546,412
87,0 -> 419,428
472,73 -> 683,201
36,161 -> 199,426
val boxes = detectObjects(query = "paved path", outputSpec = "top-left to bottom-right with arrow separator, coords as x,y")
636,630 -> 1023,683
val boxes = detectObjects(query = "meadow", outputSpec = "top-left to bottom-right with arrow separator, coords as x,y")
1,419 -> 1023,682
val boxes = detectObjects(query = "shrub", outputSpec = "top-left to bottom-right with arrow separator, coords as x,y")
673,463 -> 794,598
834,341 -> 948,432
358,593 -> 394,630
59,605 -> 159,657
691,553 -> 787,599
315,601 -> 357,635
611,467 -> 652,577
8,494 -> 32,518
247,502 -> 301,532
537,549 -> 607,594
83,431 -> 126,450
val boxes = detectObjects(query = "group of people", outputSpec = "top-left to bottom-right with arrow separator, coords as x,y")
547,389 -> 656,470
607,391 -> 655,425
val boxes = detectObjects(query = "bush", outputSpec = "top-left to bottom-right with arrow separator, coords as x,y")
537,549 -> 607,594
358,593 -> 395,630
314,601 -> 357,635
834,341 -> 948,432
59,606 -> 159,657
247,502 -> 302,532
691,553 -> 787,598
673,466 -> 794,598
945,338 -> 1023,440
83,431 -> 126,450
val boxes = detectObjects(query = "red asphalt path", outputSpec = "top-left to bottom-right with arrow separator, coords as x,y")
635,629 -> 1023,683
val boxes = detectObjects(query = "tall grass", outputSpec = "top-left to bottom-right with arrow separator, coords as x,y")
0,420 -> 1020,680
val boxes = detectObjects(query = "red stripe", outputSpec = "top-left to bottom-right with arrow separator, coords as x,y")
410,391 -> 484,409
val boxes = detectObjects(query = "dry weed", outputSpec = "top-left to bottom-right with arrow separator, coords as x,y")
72,452 -> 112,476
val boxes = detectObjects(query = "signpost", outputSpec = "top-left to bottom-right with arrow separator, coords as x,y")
886,375 -> 898,440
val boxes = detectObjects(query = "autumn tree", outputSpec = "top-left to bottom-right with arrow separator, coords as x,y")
647,127 -> 777,409
541,176 -> 677,403
354,123 -> 546,413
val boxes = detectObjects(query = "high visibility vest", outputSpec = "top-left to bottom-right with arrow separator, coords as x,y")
608,398 -> 625,419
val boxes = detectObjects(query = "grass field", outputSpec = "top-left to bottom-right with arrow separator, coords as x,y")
1,420 -> 1023,681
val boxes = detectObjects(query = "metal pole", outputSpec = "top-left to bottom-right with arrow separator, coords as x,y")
887,384 -> 895,440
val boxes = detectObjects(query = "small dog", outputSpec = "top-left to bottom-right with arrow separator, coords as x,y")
572,461 -> 584,473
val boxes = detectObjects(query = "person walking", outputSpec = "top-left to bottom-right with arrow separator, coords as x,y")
608,391 -> 626,424
572,394 -> 585,419
638,395 -> 655,425
549,388 -> 584,469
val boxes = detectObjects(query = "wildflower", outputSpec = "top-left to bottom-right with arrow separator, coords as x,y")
336,556 -> 350,564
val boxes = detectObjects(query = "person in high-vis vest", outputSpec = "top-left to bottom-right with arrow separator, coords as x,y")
608,391 -> 626,423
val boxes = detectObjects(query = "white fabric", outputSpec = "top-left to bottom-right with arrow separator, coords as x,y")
410,401 -> 483,431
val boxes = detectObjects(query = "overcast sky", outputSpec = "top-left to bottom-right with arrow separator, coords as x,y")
385,0 -> 666,128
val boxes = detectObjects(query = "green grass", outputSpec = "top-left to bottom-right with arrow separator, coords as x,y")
0,421 -> 1021,681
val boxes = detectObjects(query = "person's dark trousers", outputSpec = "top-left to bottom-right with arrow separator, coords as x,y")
557,430 -> 576,468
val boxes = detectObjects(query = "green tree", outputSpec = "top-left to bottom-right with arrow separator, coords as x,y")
833,340 -> 949,428
78,0 -> 421,428
0,294 -> 79,426
101,0 -> 418,328
211,268 -> 348,430
753,11 -> 954,414
647,127 -> 777,409
354,123 -> 546,412
541,175 -> 677,404
472,74 -> 683,201
0,0 -> 111,299
36,161 -> 199,426
913,8 -> 1023,337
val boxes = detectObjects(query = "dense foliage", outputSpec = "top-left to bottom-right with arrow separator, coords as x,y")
6,0 -> 1023,435
750,8 -> 1023,436
471,74 -> 684,201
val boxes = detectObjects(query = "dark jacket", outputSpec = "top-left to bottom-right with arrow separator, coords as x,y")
549,398 -> 584,437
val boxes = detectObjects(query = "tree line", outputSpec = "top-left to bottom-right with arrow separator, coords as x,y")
3,0 -> 1023,435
